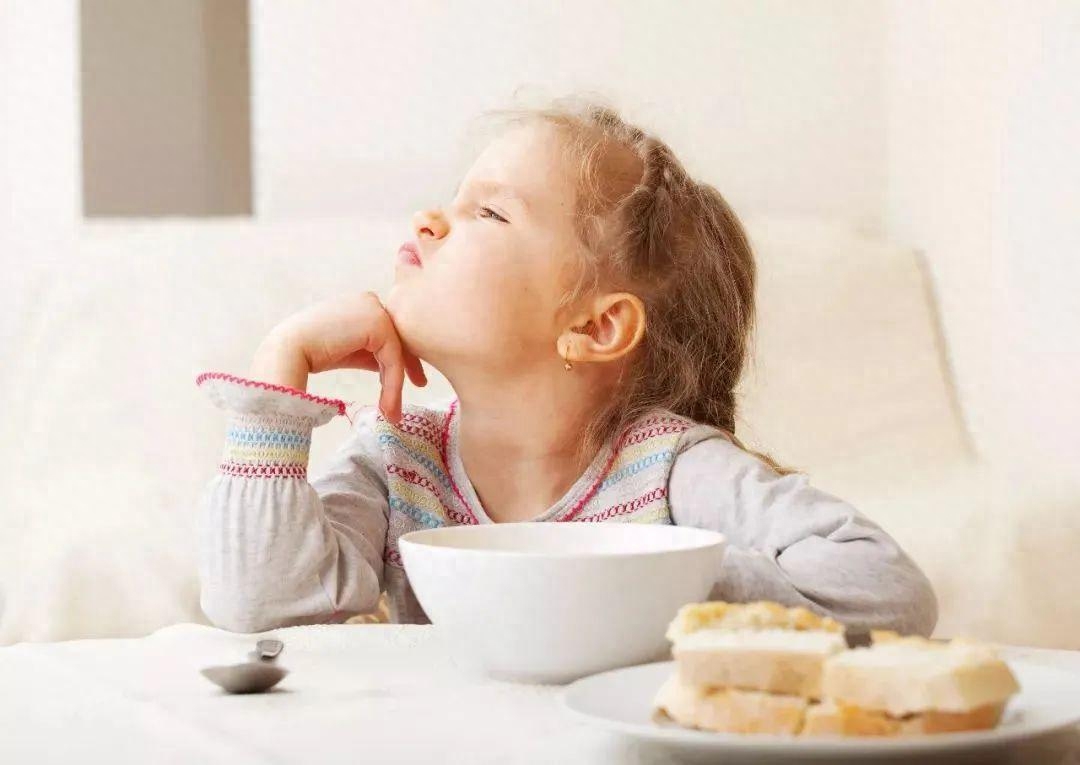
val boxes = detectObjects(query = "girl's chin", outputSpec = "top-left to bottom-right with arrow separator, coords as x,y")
383,296 -> 433,357
383,287 -> 477,368
383,284 -> 412,320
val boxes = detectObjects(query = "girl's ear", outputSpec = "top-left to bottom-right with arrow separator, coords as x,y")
558,292 -> 646,365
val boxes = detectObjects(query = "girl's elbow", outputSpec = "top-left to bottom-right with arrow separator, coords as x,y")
887,566 -> 940,638
910,570 -> 940,637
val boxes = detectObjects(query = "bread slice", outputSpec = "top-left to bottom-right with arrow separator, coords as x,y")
665,601 -> 843,642
821,636 -> 1020,717
654,673 -> 1008,738
653,674 -> 809,735
673,627 -> 847,699
666,601 -> 846,698
803,700 -> 1006,737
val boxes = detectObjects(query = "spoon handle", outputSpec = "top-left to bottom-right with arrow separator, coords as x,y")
253,638 -> 284,661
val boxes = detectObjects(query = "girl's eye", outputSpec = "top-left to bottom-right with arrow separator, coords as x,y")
478,206 -> 508,224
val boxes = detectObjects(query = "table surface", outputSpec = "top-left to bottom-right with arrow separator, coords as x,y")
1,623 -> 1078,764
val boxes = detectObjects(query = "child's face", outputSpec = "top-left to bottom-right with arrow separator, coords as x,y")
386,123 -> 584,375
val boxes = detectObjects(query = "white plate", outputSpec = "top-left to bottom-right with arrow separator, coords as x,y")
563,659 -> 1080,761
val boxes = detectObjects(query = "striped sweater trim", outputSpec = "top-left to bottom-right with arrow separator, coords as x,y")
555,446 -> 623,522
387,464 -> 474,526
396,411 -> 444,443
388,496 -> 445,529
377,401 -> 696,530
599,450 -> 677,491
556,416 -> 693,522
219,411 -> 314,480
574,486 -> 669,523
219,462 -> 308,479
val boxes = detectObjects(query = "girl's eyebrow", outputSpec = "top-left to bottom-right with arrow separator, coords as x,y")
453,179 -> 530,212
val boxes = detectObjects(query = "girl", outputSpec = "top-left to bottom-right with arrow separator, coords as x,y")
196,99 -> 937,636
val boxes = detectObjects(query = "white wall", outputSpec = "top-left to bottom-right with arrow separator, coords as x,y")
250,0 -> 888,228
885,0 -> 1080,470
2,1 -> 890,230
1,0 -> 11,244
2,1 -> 81,241
79,0 -> 252,216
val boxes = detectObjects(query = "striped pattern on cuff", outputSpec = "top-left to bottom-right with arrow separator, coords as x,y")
220,411 -> 314,479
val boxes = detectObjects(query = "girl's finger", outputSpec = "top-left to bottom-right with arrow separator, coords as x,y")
327,349 -> 380,372
373,336 -> 406,424
402,351 -> 428,387
379,359 -> 406,424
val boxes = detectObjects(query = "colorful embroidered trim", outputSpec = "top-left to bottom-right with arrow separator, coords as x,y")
388,496 -> 445,529
220,412 -> 313,479
376,401 -> 691,555
574,487 -> 669,523
396,411 -> 443,443
196,371 -> 347,417
557,417 -> 691,522
377,434 -> 455,490
219,463 -> 308,479
599,450 -> 677,490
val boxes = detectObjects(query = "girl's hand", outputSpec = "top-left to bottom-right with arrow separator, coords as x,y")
250,291 -> 427,423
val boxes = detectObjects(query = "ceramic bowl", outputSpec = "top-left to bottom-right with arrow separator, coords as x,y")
399,523 -> 725,684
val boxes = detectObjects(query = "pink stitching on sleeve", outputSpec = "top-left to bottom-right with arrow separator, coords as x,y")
439,399 -> 480,525
195,371 -> 347,417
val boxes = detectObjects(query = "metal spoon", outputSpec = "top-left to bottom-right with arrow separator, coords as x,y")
201,639 -> 288,694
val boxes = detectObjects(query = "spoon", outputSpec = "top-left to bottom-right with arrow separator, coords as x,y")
201,638 -> 288,694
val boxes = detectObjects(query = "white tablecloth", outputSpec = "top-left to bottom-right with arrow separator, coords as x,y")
2,623 -> 1079,764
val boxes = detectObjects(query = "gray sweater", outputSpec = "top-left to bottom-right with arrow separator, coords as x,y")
196,372 -> 938,635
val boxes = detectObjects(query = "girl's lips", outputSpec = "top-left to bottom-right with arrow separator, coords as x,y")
397,242 -> 422,268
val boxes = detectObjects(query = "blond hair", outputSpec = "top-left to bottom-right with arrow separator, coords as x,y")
479,96 -> 799,477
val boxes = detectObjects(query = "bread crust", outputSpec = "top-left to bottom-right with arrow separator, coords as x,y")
653,674 -> 1008,738
666,601 -> 843,642
653,675 -> 809,735
802,700 -> 1006,737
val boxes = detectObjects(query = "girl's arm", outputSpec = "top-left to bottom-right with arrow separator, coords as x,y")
195,373 -> 387,633
668,432 -> 939,636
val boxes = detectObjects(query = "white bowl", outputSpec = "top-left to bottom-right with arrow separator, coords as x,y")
399,523 -> 725,684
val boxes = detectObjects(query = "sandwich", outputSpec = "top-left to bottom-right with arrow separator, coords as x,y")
803,631 -> 1020,736
654,601 -> 848,735
653,602 -> 1020,738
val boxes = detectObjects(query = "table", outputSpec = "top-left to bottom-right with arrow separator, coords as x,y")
1,624 -> 1078,764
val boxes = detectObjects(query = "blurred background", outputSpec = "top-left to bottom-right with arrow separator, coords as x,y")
1,1 -> 1078,646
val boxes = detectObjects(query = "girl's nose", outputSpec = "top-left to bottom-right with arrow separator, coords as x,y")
412,208 -> 449,240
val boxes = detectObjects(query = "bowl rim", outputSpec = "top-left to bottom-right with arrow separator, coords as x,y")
398,523 -> 725,560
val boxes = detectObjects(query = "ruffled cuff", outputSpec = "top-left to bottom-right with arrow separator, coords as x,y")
196,372 -> 346,422
196,372 -> 347,479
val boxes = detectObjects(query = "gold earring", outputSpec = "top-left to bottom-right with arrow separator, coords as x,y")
561,339 -> 573,371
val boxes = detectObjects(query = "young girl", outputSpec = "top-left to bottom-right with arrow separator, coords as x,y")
196,99 -> 938,636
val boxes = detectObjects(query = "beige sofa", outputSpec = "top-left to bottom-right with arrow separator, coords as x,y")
2,216 -> 1075,647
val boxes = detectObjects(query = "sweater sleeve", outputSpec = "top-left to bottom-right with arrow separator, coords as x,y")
195,372 -> 389,633
667,429 -> 939,636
